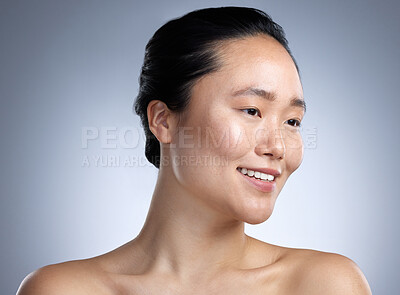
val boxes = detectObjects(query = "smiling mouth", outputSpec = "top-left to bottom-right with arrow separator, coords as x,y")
236,167 -> 275,182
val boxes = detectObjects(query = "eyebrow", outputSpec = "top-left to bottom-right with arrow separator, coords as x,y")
232,87 -> 307,113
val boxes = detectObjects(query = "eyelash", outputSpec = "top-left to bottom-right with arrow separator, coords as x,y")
241,108 -> 302,128
241,108 -> 260,117
287,119 -> 302,128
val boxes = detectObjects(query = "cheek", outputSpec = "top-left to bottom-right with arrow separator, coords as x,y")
170,110 -> 244,176
284,130 -> 304,173
169,113 -> 244,202
202,114 -> 247,160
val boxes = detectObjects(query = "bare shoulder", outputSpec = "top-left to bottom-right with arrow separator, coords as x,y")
17,259 -> 114,295
282,248 -> 372,295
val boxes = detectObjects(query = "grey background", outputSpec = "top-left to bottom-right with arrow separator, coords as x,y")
1,0 -> 399,294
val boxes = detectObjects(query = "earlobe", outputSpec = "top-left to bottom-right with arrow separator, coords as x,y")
147,100 -> 173,143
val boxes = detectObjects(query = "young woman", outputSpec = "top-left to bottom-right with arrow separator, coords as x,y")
18,7 -> 372,294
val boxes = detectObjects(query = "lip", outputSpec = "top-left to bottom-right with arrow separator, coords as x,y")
236,167 -> 278,193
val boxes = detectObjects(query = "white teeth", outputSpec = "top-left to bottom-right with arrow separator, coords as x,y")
238,167 -> 275,182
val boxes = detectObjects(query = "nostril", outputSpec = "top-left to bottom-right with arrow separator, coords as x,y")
262,152 -> 285,160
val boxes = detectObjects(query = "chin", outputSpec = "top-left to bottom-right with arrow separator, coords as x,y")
238,207 -> 275,225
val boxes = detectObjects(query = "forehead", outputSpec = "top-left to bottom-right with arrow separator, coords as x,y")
194,35 -> 303,100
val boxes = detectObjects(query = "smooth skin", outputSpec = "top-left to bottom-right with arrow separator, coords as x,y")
17,35 -> 372,294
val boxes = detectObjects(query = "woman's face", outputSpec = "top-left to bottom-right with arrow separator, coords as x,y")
168,35 -> 305,224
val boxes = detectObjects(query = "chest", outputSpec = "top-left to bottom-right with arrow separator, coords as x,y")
110,272 -> 282,295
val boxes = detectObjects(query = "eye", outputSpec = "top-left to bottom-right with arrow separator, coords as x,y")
286,119 -> 302,128
241,108 -> 261,117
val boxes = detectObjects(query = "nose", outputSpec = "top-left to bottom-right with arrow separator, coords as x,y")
254,125 -> 286,160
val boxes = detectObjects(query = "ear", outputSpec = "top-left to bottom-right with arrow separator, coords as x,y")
147,100 -> 175,144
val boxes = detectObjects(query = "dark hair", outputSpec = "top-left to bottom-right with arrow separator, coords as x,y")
134,6 -> 298,168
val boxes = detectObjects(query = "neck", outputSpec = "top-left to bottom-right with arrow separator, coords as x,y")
132,166 -> 252,281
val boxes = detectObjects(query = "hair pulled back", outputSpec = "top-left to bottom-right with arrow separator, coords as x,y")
134,6 -> 297,168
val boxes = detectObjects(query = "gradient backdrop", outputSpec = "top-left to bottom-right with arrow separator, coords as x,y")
1,0 -> 399,294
